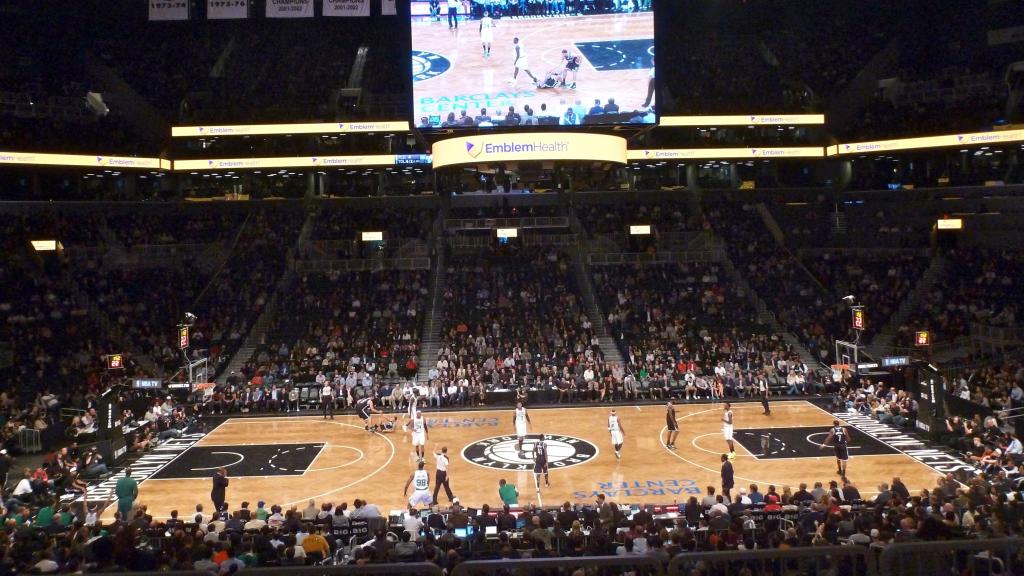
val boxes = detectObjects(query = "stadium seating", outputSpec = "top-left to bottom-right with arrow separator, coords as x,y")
238,269 -> 429,385
434,248 -> 600,392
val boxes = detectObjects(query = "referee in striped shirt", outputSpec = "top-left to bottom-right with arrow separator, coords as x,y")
432,444 -> 455,505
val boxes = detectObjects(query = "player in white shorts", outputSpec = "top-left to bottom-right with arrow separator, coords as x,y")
513,402 -> 531,454
510,37 -> 538,85
608,409 -> 625,460
404,461 -> 432,507
410,413 -> 428,462
479,12 -> 495,58
722,402 -> 735,459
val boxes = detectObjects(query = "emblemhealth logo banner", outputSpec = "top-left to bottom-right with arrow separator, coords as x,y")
0,152 -> 162,169
432,133 -> 627,168
174,155 -> 397,171
659,114 -> 825,126
837,129 -> 1024,154
171,121 -> 410,137
627,147 -> 824,160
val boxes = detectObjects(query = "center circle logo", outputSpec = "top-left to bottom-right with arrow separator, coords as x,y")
412,50 -> 451,82
462,434 -> 599,470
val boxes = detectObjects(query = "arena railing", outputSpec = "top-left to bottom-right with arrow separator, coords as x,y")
98,563 -> 445,576
291,257 -> 431,272
666,545 -> 870,576
878,536 -> 1023,576
451,555 -> 665,576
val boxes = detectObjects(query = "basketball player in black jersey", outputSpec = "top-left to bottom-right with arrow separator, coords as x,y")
821,420 -> 850,478
533,434 -> 550,491
664,401 -> 679,449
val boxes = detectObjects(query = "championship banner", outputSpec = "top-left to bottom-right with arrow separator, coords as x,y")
207,0 -> 249,19
323,0 -> 371,16
267,0 -> 314,18
381,0 -> 397,15
149,0 -> 189,21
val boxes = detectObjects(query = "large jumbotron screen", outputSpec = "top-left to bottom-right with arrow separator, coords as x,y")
411,1 -> 655,129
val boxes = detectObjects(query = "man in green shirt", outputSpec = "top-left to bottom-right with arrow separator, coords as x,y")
34,501 -> 55,528
498,478 -> 519,506
115,468 -> 138,521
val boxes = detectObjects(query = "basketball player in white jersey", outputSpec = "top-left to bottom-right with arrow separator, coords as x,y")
513,401 -> 531,454
722,402 -> 735,459
411,412 -> 429,462
404,461 -> 432,507
608,409 -> 625,460
510,37 -> 538,85
479,12 -> 495,58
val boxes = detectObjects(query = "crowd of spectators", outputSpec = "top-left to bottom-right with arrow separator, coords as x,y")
591,262 -> 822,397
895,248 -> 1023,350
706,200 -> 840,363
304,207 -> 432,260
239,269 -> 428,386
3,456 -> 1024,573
432,247 -> 603,396
804,251 -> 929,342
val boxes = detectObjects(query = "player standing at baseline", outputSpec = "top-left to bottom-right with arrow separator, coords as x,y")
510,37 -> 538,85
410,411 -> 429,463
608,409 -> 625,460
479,12 -> 495,58
723,402 -> 735,459
514,401 -> 531,454
664,401 -> 679,449
821,420 -> 850,478
533,434 -> 550,491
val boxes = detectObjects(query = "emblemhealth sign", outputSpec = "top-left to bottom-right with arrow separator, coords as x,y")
837,129 -> 1024,155
171,121 -> 411,137
659,114 -> 825,126
174,155 -> 398,171
627,147 -> 824,160
0,151 -> 163,169
432,133 -> 627,168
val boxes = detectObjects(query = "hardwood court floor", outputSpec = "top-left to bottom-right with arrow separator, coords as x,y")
412,13 -> 654,120
129,401 -> 943,518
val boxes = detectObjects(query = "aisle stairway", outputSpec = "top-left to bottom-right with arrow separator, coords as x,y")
415,245 -> 447,383
571,245 -> 625,367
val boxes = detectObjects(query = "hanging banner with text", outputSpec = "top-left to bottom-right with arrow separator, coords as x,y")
149,1 -> 189,21
627,147 -> 825,160
174,155 -> 397,171
0,151 -> 163,170
432,133 -> 628,169
207,0 -> 249,19
381,0 -> 397,15
324,0 -> 371,16
267,0 -> 314,17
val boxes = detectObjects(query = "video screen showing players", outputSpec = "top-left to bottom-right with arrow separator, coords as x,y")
411,0 -> 655,129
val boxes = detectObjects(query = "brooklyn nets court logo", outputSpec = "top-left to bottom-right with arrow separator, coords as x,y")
462,434 -> 599,471
412,50 -> 451,82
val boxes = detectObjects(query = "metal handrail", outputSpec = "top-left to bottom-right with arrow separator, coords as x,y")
453,555 -> 665,576
878,536 -> 1023,576
94,563 -> 445,576
667,545 -> 871,576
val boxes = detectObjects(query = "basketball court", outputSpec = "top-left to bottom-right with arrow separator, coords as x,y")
412,12 -> 654,122
115,401 -> 960,518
